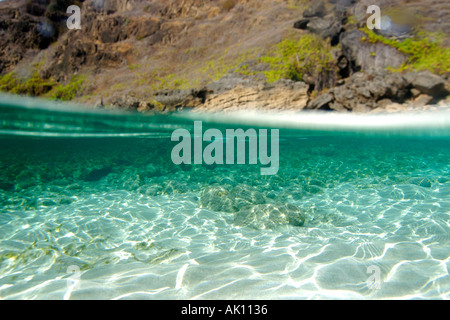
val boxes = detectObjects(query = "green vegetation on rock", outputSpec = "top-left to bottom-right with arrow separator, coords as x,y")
362,30 -> 450,75
237,34 -> 337,91
0,70 -> 55,96
49,75 -> 86,101
0,71 -> 86,101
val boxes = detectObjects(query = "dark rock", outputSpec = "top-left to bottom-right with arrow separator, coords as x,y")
293,18 -> 310,30
303,1 -> 326,18
110,95 -> 140,110
307,17 -> 343,43
404,71 -> 448,97
408,177 -> 433,188
385,72 -> 409,99
41,200 -> 57,207
84,167 -> 112,182
153,89 -> 205,109
340,30 -> 406,74
314,70 -> 413,112
337,56 -> 349,72
0,181 -> 14,191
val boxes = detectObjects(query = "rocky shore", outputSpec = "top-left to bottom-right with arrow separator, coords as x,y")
0,0 -> 449,112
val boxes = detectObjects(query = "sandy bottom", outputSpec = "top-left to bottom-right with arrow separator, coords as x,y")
0,135 -> 449,300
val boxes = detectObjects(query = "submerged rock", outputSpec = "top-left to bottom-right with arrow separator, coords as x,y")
200,186 -> 235,212
408,177 -> 433,188
161,180 -> 188,195
230,184 -> 267,209
0,181 -> 14,191
83,167 -> 113,182
200,184 -> 267,213
234,203 -> 306,230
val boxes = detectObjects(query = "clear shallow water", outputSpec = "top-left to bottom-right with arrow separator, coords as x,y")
0,95 -> 449,300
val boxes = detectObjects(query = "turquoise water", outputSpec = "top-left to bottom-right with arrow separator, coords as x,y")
0,95 -> 449,300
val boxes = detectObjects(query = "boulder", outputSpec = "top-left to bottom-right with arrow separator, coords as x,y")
307,17 -> 342,43
230,184 -> 267,209
340,30 -> 406,74
293,18 -> 310,30
412,94 -> 433,108
109,95 -> 140,110
310,71 -> 412,111
200,186 -> 236,213
234,203 -> 306,230
308,93 -> 333,110
199,184 -> 267,213
83,167 -> 113,182
404,71 -> 448,97
0,181 -> 15,191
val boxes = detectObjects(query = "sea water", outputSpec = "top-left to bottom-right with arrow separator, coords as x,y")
0,94 -> 449,300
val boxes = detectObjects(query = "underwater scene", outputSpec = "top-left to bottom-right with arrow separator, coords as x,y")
0,96 -> 449,300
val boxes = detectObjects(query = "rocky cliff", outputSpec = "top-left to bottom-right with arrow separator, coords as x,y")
0,0 -> 449,112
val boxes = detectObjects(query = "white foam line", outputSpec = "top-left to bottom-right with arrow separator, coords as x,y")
0,130 -> 168,138
176,108 -> 450,133
175,263 -> 190,290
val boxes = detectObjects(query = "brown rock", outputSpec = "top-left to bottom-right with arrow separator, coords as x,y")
308,93 -> 333,110
412,94 -> 433,108
196,79 -> 309,112
410,88 -> 421,98
385,103 -> 407,113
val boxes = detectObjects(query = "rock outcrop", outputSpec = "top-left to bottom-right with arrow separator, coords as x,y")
0,0 -> 79,73
200,184 -> 307,230
108,74 -> 310,112
0,0 -> 449,113
293,0 -> 345,45
234,203 -> 306,230
339,29 -> 407,74
196,78 -> 309,112
307,70 -> 448,112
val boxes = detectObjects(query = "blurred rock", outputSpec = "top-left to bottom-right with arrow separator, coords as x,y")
404,71 -> 448,97
234,203 -> 306,230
